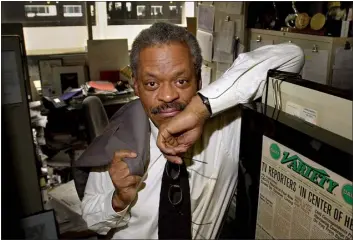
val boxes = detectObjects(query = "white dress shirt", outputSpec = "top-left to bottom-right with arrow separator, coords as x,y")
81,43 -> 304,239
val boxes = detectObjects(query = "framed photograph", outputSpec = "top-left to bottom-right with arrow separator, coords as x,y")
52,65 -> 87,96
38,59 -> 63,86
21,210 -> 59,240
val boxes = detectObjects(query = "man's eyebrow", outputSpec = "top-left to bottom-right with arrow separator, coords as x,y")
143,72 -> 157,78
172,70 -> 188,77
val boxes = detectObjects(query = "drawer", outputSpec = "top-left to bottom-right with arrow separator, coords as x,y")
278,36 -> 331,51
249,32 -> 281,43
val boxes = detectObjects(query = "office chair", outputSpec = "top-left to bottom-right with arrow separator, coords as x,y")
82,96 -> 109,144
72,96 -> 109,200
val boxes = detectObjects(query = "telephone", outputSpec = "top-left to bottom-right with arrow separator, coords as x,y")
42,96 -> 67,110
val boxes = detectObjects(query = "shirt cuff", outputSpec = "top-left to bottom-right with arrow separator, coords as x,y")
103,189 -> 129,219
198,87 -> 243,117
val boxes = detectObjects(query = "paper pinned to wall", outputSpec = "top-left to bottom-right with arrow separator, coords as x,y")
215,62 -> 231,80
302,49 -> 329,85
197,30 -> 213,62
213,50 -> 234,64
197,4 -> 215,32
201,65 -> 212,89
250,40 -> 274,51
334,47 -> 353,69
217,2 -> 243,15
217,62 -> 231,73
215,21 -> 235,53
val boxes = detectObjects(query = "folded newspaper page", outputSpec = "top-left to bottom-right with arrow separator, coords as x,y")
256,136 -> 352,239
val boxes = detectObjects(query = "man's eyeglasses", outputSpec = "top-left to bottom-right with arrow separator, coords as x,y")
165,157 -> 206,206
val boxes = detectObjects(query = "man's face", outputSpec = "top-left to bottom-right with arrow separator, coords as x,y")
133,42 -> 199,127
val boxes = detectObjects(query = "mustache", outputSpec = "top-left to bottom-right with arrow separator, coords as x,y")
151,102 -> 186,115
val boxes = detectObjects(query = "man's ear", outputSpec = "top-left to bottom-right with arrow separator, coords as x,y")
133,78 -> 139,97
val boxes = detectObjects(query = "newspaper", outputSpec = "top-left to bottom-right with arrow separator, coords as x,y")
256,136 -> 353,239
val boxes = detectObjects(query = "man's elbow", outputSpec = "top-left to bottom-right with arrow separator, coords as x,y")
276,43 -> 305,74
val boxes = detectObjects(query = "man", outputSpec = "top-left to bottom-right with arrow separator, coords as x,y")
82,22 -> 304,239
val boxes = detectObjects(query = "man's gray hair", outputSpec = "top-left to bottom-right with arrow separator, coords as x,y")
130,22 -> 202,80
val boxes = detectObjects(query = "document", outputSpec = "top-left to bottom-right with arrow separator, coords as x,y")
215,62 -> 231,80
285,101 -> 318,125
201,65 -> 212,89
215,21 -> 235,53
217,62 -> 231,73
334,47 -> 353,70
250,40 -> 274,51
217,2 -> 243,15
48,180 -> 82,215
213,50 -> 234,64
302,49 -> 329,85
197,30 -> 214,62
197,4 -> 215,32
256,136 -> 353,239
1,51 -> 22,105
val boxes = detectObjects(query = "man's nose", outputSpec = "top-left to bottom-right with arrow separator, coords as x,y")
157,83 -> 179,103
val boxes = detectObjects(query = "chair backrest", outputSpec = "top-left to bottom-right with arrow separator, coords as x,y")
74,96 -> 109,200
82,96 -> 109,144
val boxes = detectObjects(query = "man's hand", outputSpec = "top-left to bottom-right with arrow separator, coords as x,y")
109,150 -> 142,212
157,95 -> 211,164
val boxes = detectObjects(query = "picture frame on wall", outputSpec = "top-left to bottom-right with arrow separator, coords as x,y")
52,65 -> 87,96
38,59 -> 63,86
21,209 -> 59,240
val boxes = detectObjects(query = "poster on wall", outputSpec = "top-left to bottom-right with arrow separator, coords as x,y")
256,136 -> 353,240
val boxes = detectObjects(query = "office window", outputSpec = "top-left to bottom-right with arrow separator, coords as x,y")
2,1 -> 96,27
63,5 -> 83,17
1,1 -> 96,55
24,5 -> 57,17
106,1 -> 182,25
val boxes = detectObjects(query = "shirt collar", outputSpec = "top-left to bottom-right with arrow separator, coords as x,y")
149,119 -> 159,147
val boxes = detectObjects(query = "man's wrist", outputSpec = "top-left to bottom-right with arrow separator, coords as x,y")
112,190 -> 125,212
189,94 -> 211,120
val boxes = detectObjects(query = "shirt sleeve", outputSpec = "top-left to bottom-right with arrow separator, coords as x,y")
81,167 -> 131,235
198,43 -> 305,116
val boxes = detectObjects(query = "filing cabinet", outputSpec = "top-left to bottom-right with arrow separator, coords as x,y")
248,28 -> 353,86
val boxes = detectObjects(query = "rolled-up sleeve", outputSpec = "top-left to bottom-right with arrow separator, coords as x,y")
81,167 -> 130,235
198,43 -> 304,116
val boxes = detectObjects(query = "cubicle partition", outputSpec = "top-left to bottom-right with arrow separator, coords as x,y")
232,70 -> 353,239
2,35 -> 43,238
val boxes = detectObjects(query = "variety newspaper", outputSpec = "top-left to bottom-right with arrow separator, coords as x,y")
256,136 -> 353,239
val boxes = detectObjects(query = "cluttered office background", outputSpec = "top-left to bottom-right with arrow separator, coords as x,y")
1,1 -> 352,239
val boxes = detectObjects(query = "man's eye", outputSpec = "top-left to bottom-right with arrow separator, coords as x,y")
177,80 -> 188,85
145,81 -> 158,89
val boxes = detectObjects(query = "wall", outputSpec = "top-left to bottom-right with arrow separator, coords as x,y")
24,2 -> 195,55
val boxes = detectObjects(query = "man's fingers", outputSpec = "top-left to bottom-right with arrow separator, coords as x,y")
113,150 -> 137,162
116,175 -> 142,188
157,130 -> 177,156
163,154 -> 183,165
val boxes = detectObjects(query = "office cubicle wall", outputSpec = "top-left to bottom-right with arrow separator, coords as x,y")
1,36 -> 43,236
262,70 -> 352,140
233,103 -> 353,239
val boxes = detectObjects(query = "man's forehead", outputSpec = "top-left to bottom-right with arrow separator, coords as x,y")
138,43 -> 193,74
